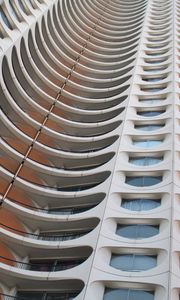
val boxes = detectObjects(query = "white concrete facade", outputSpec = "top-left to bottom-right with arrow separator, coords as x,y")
0,0 -> 179,299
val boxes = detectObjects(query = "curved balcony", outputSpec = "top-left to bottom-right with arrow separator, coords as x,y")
4,192 -> 105,217
1,220 -> 99,242
5,199 -> 98,216
0,142 -> 115,171
0,0 -> 149,298
0,292 -> 80,300
0,256 -> 86,272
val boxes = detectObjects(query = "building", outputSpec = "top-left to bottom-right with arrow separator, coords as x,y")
0,0 -> 179,299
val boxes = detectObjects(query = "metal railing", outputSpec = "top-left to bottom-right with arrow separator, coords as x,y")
0,294 -> 20,300
0,255 -> 85,272
1,223 -> 91,241
0,292 -> 78,299
5,198 -> 95,215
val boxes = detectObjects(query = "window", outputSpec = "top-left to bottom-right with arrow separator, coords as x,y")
110,254 -> 157,271
141,87 -> 166,93
18,0 -> 29,15
142,77 -> 165,82
134,124 -> 164,131
146,52 -> 166,56
116,224 -> 159,239
129,157 -> 163,166
147,44 -> 167,49
0,7 -> 13,29
125,176 -> 162,187
145,59 -> 165,64
137,111 -> 165,117
148,38 -> 167,43
103,288 -> 154,300
9,0 -> 22,22
133,140 -> 162,148
143,68 -> 167,73
27,0 -> 36,9
121,198 -> 161,211
139,98 -> 165,104
0,28 -> 4,39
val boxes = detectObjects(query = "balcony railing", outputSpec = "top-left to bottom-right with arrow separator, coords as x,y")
0,292 -> 78,299
0,255 -> 85,272
5,198 -> 95,215
1,223 -> 92,241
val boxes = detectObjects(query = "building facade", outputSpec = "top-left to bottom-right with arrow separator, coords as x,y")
0,0 -> 179,299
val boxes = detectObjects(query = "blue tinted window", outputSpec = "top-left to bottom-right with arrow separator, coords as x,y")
135,124 -> 164,131
104,288 -> 154,300
18,0 -> 29,14
139,98 -> 165,104
27,0 -> 36,9
110,254 -> 156,271
144,68 -> 166,73
116,224 -> 159,239
146,52 -> 165,56
137,111 -> 165,117
141,87 -> 165,93
129,157 -> 162,166
121,198 -> 161,211
0,7 -> 13,29
145,60 -> 165,64
126,176 -> 162,187
142,78 -> 164,82
9,0 -> 21,22
133,140 -> 162,148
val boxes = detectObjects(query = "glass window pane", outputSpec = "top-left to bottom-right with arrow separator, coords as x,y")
116,224 -> 159,239
133,255 -> 156,271
129,157 -> 162,166
0,8 -> 13,29
126,176 -> 162,187
143,176 -> 162,186
139,98 -> 164,104
133,140 -> 147,147
129,290 -> 154,300
145,157 -> 162,165
121,199 -> 160,211
110,254 -> 156,272
18,0 -> 29,15
9,0 -> 21,22
137,225 -> 159,238
133,140 -> 162,148
141,199 -> 160,210
129,157 -> 147,166
116,225 -> 138,238
103,289 -> 154,300
142,78 -> 164,83
110,254 -> 133,271
103,288 -> 129,300
141,88 -> 165,93
135,125 -> 163,131
126,177 -> 143,186
122,199 -> 141,211
27,0 -> 36,9
137,111 -> 164,117
148,140 -> 162,147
